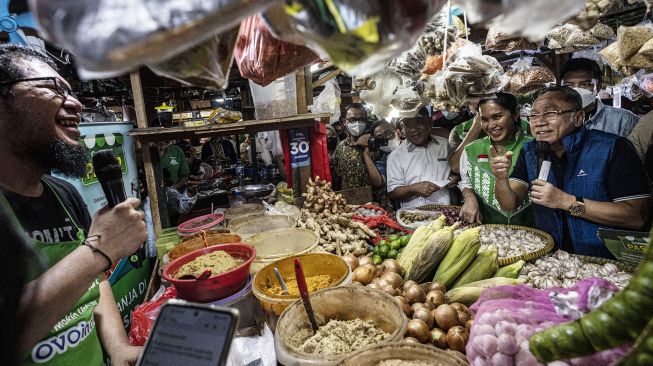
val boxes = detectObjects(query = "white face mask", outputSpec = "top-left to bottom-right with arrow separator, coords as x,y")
380,137 -> 400,153
346,121 -> 367,137
572,87 -> 597,108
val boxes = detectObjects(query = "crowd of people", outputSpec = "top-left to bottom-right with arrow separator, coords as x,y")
327,57 -> 652,261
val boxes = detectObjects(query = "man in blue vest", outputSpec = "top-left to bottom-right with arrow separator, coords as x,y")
492,86 -> 650,258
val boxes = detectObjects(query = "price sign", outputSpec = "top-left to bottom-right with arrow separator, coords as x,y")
289,129 -> 310,168
598,228 -> 649,267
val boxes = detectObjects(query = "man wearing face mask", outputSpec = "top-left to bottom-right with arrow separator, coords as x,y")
332,103 -> 384,192
560,58 -> 639,137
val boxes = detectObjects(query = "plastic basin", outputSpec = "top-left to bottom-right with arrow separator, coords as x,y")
168,232 -> 242,261
162,243 -> 255,303
274,286 -> 407,366
244,228 -> 319,273
232,215 -> 296,240
252,253 -> 351,332
224,203 -> 265,222
177,213 -> 225,237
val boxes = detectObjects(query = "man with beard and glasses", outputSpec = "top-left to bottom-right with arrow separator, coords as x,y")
0,44 -> 147,365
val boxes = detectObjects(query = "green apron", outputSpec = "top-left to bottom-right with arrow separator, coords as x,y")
18,180 -> 104,366
464,131 -> 534,226
454,118 -> 530,142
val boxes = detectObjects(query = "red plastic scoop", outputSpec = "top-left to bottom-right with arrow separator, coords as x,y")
294,258 -> 319,333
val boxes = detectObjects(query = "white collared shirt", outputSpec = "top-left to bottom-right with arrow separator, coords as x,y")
387,136 -> 452,208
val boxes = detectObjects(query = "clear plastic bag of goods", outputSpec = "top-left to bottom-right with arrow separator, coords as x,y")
390,84 -> 430,118
504,57 -> 556,94
261,0 -> 446,76
466,278 -> 630,366
147,26 -> 239,90
358,69 -> 404,120
393,44 -> 428,79
234,15 -> 320,87
29,0 -> 276,76
568,0 -> 616,31
249,73 -> 298,120
486,28 -> 540,53
599,42 -> 623,70
617,23 -> 653,64
454,0 -> 586,41
311,78 -> 341,123
638,72 -> 653,96
441,44 -> 505,104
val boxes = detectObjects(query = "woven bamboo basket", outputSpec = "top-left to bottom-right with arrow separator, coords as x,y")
479,224 -> 555,266
338,343 -> 469,365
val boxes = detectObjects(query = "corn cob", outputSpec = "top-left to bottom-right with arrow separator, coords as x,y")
403,223 -> 456,283
433,226 -> 482,287
445,277 -> 526,305
397,216 -> 445,276
451,246 -> 499,288
493,260 -> 525,279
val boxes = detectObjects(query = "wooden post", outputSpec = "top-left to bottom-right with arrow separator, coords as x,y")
293,68 -> 312,195
130,70 -> 166,234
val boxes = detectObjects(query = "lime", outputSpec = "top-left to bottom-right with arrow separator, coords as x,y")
390,240 -> 402,250
373,254 -> 383,265
400,235 -> 411,246
378,244 -> 390,258
388,249 -> 399,259
388,234 -> 400,242
373,245 -> 379,255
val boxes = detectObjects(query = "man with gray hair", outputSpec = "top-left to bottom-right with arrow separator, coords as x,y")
492,86 -> 650,259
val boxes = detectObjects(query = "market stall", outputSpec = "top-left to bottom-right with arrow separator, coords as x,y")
18,0 -> 653,365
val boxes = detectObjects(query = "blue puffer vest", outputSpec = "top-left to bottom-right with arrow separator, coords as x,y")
522,127 -> 617,259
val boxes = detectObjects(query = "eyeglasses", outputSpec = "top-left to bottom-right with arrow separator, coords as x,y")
528,109 -> 578,123
0,77 -> 77,99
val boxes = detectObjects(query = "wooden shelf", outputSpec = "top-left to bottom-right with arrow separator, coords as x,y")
129,112 -> 332,141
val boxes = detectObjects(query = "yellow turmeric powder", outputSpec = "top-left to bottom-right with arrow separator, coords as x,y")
267,274 -> 333,296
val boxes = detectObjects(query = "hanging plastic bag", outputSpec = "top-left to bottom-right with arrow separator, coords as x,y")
234,15 -> 319,87
568,0 -> 616,31
261,0 -> 446,76
147,26 -> 239,90
311,79 -> 341,123
504,57 -> 556,94
455,0 -> 586,41
358,69 -> 404,120
29,0 -> 276,76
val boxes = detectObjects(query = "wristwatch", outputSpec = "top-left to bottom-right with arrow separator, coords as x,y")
567,196 -> 585,216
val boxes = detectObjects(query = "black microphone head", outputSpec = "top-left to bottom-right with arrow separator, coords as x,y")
535,141 -> 550,156
93,150 -> 122,181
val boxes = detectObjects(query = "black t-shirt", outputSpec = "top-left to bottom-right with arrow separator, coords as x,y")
511,137 -> 651,202
3,175 -> 92,244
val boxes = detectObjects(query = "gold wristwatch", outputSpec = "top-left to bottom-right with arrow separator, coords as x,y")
568,196 -> 585,216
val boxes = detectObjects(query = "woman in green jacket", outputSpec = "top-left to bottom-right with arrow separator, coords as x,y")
457,92 -> 534,225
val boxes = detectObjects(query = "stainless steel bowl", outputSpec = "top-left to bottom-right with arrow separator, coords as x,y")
230,184 -> 275,199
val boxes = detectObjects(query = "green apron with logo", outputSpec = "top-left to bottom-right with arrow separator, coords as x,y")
464,131 -> 534,226
16,180 -> 104,366
454,118 -> 530,142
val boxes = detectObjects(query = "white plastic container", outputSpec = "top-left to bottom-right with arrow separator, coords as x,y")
249,72 -> 298,120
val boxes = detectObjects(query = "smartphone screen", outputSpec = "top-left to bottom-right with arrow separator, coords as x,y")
138,302 -> 237,366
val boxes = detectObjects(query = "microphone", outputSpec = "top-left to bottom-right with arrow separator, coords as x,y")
535,141 -> 551,181
93,150 -> 144,268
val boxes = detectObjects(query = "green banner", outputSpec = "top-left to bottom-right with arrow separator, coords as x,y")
110,258 -> 152,331
82,133 -> 128,186
598,229 -> 650,267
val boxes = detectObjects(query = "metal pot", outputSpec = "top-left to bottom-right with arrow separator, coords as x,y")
230,184 -> 275,200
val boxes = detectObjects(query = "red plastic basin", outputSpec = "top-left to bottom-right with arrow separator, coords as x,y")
163,243 -> 256,302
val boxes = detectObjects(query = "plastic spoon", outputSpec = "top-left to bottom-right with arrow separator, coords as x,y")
273,267 -> 289,295
294,258 -> 319,333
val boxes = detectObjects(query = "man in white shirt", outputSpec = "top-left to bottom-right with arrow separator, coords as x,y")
387,108 -> 453,208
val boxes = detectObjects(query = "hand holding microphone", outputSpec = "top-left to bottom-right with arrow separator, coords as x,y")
92,150 -> 147,268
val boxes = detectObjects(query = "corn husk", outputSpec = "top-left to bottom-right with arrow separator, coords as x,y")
433,226 -> 481,288
398,216 -> 453,282
493,260 -> 525,279
452,246 -> 499,288
445,277 -> 525,305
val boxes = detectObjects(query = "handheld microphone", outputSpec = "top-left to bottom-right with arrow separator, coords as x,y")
535,141 -> 551,181
93,150 -> 145,268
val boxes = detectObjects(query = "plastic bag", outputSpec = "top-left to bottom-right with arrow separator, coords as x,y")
568,0 -> 616,31
547,23 -> 613,54
618,24 -> 653,60
639,72 -> 653,95
147,26 -> 239,90
30,0 -> 276,75
311,79 -> 341,123
235,15 -> 319,87
441,44 -> 505,105
128,286 -> 177,346
455,0 -> 586,41
485,28 -> 539,53
504,57 -> 556,94
226,325 -> 276,366
466,278 -> 629,366
262,0 -> 446,76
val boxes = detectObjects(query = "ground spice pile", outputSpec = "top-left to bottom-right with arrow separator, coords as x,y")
290,318 -> 388,356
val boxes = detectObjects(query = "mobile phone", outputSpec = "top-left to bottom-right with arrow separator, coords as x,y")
190,159 -> 203,177
137,299 -> 239,366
